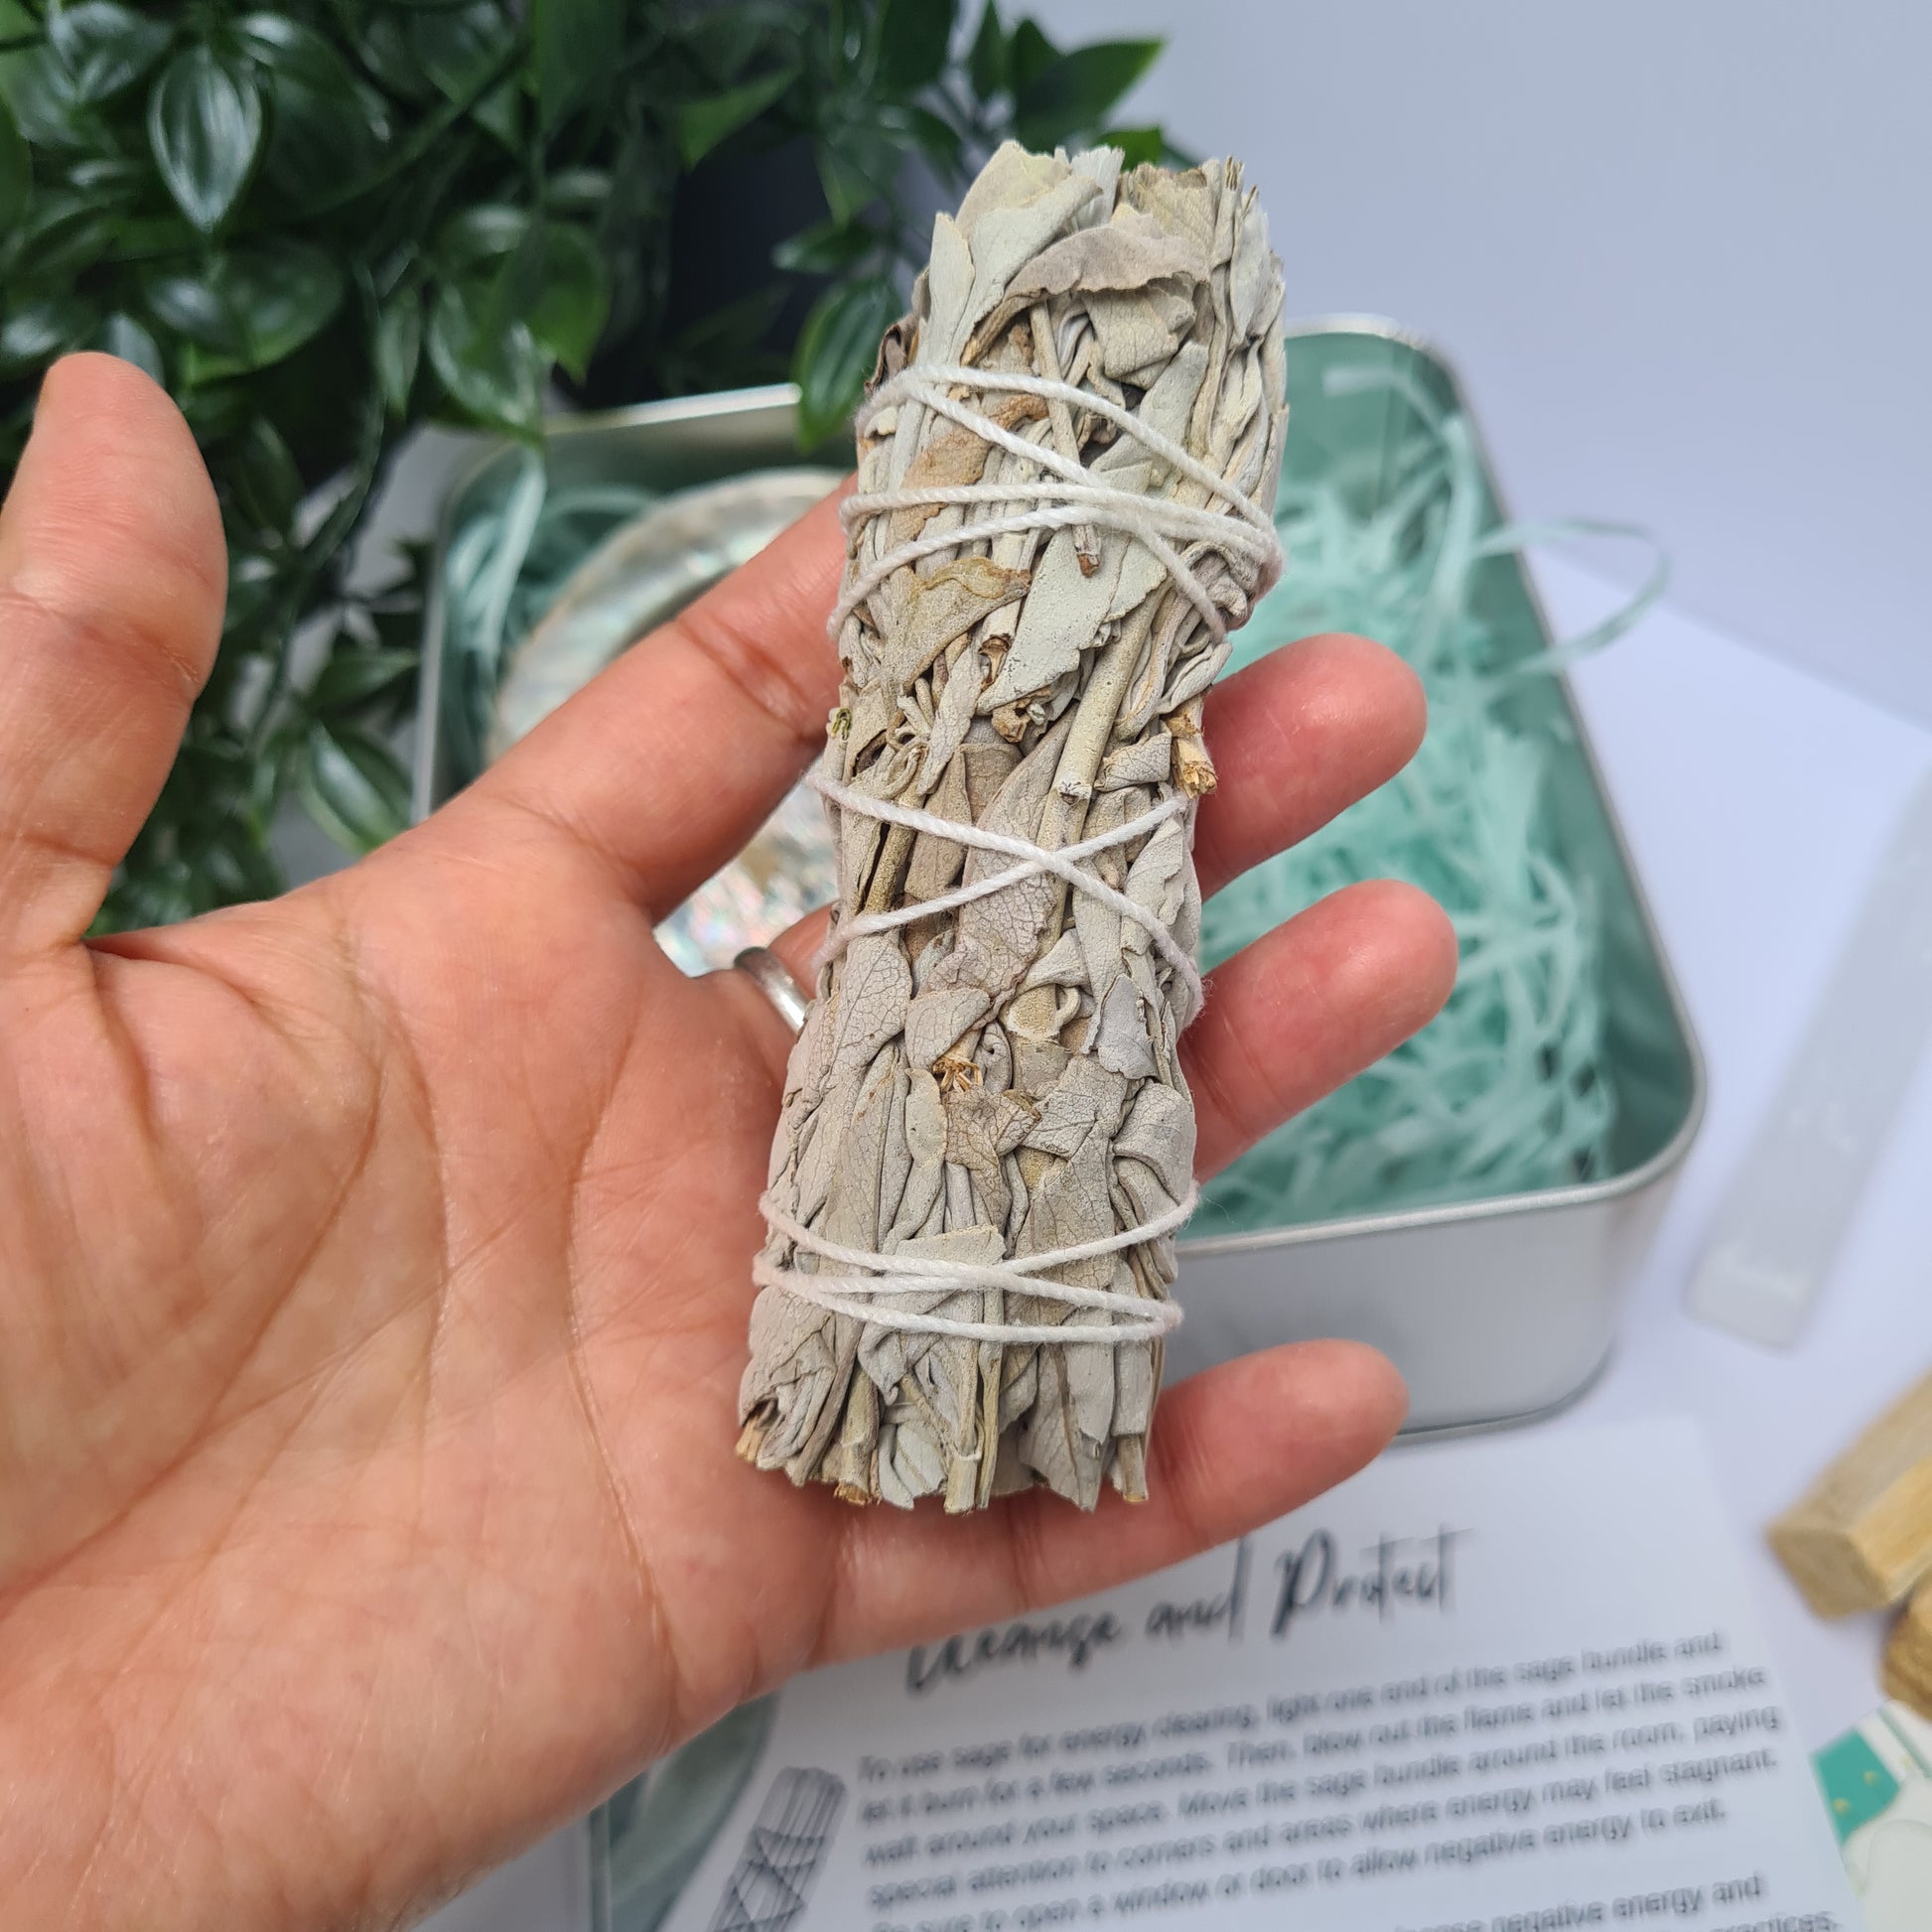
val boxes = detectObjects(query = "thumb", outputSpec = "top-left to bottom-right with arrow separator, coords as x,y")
0,352 -> 225,957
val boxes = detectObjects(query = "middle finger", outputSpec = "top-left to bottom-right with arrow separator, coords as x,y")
1191,631 -> 1424,899
725,628 -> 1436,1079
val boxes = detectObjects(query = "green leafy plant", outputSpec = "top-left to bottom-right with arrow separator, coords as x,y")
0,0 -> 1174,928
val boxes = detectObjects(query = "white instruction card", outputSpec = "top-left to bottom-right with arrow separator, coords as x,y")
642,1419 -> 1857,1932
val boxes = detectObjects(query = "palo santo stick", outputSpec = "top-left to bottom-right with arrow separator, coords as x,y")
738,143 -> 1286,1511
1882,1575 -> 1932,1721
1770,1368 -> 1932,1616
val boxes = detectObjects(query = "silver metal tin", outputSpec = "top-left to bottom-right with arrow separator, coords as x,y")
415,323 -> 1705,1437
1170,319 -> 1704,1431
413,380 -> 823,820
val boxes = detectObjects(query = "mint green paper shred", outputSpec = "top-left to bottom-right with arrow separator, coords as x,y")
1197,375 -> 1665,1233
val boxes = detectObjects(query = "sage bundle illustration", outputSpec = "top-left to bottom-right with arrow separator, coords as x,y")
739,143 -> 1288,1510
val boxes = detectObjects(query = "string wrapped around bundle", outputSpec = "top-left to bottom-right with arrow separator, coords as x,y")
737,142 -> 1288,1511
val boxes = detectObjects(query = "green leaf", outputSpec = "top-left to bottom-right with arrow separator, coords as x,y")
229,416 -> 304,535
236,14 -> 374,205
815,126 -> 899,225
484,244 -> 552,355
432,205 -> 529,276
91,312 -> 164,383
435,202 -> 528,272
215,244 -> 345,367
0,91 -> 28,230
2,189 -> 110,280
546,167 -> 610,214
179,381 -> 251,444
243,720 -> 298,836
298,720 -> 411,853
772,214 -> 875,276
791,271 -> 896,449
434,219 -> 604,392
374,289 -> 422,417
904,102 -> 963,170
141,267 -> 235,352
0,292 -> 94,373
1006,18 -> 1058,92
260,78 -> 378,208
356,15 -> 432,102
681,2 -> 791,88
144,242 -> 345,371
107,210 -> 203,257
1099,124 -> 1164,169
673,66 -> 794,169
147,44 -> 264,233
426,282 -> 543,437
369,243 -> 414,303
1013,38 -> 1161,149
234,14 -> 346,90
816,145 -> 869,226
533,0 -> 620,133
67,153 -> 147,196
651,284 -> 786,391
877,0 -> 956,91
191,812 -> 285,904
525,222 -> 607,380
474,75 -> 520,148
967,0 -> 1007,97
408,3 -> 515,107
0,44 -> 90,148
48,0 -> 170,103
221,548 -> 281,640
309,645 -> 418,712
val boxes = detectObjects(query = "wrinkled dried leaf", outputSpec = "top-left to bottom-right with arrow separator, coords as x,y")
740,141 -> 1285,1510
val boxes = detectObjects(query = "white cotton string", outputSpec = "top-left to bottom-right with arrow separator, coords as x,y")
757,1185 -> 1197,1346
830,364 -> 1282,650
759,358 -> 1278,1348
863,365 -> 1278,541
811,772 -> 1204,1023
833,490 -> 1275,651
840,480 -> 1280,557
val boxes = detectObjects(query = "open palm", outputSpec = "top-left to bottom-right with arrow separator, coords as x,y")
0,356 -> 1454,1928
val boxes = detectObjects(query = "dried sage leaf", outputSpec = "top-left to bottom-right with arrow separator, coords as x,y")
739,142 -> 1287,1510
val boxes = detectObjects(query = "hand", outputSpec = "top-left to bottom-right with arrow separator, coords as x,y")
0,355 -> 1455,1927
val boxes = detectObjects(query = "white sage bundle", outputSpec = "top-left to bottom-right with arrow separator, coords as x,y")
739,143 -> 1287,1511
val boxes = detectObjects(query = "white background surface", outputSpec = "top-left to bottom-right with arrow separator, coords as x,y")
1040,0 -> 1932,730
